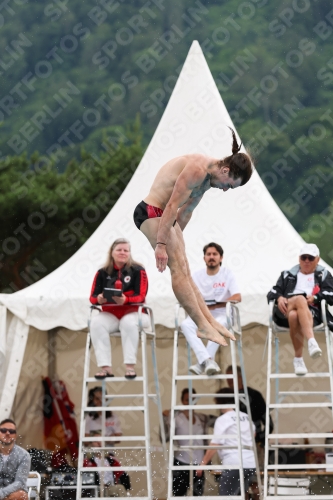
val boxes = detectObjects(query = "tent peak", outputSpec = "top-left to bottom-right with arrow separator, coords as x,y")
189,40 -> 201,53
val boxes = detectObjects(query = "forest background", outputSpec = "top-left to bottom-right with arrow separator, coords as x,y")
1,0 -> 333,292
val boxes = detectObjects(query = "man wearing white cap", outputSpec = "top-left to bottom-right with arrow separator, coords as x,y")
267,243 -> 333,375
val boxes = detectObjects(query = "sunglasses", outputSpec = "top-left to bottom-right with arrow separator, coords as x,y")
300,254 -> 316,262
0,428 -> 16,434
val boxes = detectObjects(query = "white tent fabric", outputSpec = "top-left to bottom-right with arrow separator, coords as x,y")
0,41 -> 331,411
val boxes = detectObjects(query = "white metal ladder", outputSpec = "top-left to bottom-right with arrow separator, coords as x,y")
167,303 -> 262,500
264,300 -> 333,499
76,305 -> 167,500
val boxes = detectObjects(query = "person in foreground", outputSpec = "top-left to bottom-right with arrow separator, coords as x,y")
267,243 -> 333,376
181,242 -> 241,376
0,419 -> 30,500
133,128 -> 253,347
225,365 -> 274,448
90,238 -> 149,379
196,388 -> 256,497
225,366 -> 273,467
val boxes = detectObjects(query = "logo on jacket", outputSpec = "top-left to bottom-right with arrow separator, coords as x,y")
124,276 -> 131,283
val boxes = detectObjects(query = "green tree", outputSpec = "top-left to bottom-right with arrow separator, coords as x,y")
0,123 -> 143,292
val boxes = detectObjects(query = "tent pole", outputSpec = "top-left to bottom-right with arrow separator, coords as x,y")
47,328 -> 58,380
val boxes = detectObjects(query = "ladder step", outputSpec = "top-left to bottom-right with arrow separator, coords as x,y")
85,376 -> 144,382
171,464 -> 240,470
268,433 -> 333,439
269,443 -> 333,449
270,372 -> 330,379
267,464 -> 329,470
83,435 -> 147,442
174,404 -> 236,410
77,497 -> 150,500
83,406 -> 145,411
278,391 -> 331,396
175,374 -> 232,380
265,497 -> 333,500
88,445 -> 146,451
173,434 -> 238,440
105,393 -> 145,399
81,466 -> 148,471
183,497 -> 242,500
193,392 -> 246,400
269,402 -> 331,408
99,394 -> 157,401
176,445 -> 254,451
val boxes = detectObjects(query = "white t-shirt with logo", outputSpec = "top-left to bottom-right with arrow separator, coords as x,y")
294,272 -> 315,296
211,410 -> 255,468
192,267 -> 240,315
174,412 -> 205,465
85,413 -> 122,439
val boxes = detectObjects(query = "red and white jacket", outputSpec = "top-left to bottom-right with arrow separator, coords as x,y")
90,265 -> 148,319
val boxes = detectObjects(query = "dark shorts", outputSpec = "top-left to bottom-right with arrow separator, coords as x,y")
273,303 -> 322,328
219,468 -> 256,496
173,459 -> 205,496
133,200 -> 164,229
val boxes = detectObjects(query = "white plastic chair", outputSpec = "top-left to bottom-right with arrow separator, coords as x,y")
268,476 -> 310,496
27,471 -> 41,499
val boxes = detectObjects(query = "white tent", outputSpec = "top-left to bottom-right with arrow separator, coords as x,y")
0,41 -> 331,420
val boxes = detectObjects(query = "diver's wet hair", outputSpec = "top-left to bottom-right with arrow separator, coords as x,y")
219,128 -> 254,186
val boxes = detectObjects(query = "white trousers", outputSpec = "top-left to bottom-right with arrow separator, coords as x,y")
180,310 -> 227,365
90,311 -> 149,366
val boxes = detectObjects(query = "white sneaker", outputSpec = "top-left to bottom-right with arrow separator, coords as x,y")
308,338 -> 322,358
293,357 -> 308,376
189,362 -> 204,375
204,359 -> 221,376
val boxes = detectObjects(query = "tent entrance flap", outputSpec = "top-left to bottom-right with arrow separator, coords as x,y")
0,313 -> 29,420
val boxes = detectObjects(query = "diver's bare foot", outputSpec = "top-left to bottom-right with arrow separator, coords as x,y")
209,319 -> 236,341
197,326 -> 228,346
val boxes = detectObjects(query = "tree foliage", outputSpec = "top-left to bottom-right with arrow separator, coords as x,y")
0,123 -> 143,291
1,0 -> 333,290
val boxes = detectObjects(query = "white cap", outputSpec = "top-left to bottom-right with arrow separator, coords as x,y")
299,243 -> 320,257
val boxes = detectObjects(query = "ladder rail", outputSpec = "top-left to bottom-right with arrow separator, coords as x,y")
168,304 -> 258,500
264,304 -> 274,499
227,302 -> 263,500
144,303 -> 167,461
230,339 -> 246,500
321,299 -> 333,427
150,334 -> 167,461
187,340 -> 194,497
167,305 -> 181,499
76,324 -> 92,500
263,300 -> 333,499
141,325 -> 152,499
227,302 -> 262,500
76,304 -> 165,500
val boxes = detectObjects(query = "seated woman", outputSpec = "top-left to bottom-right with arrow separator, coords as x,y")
89,238 -> 149,379
85,387 -> 122,445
